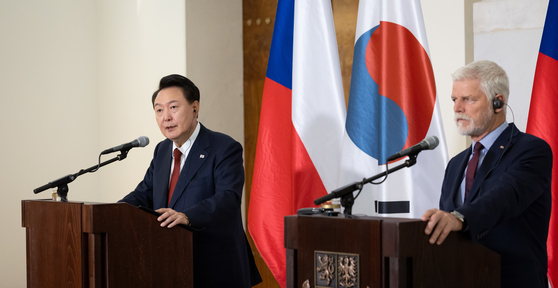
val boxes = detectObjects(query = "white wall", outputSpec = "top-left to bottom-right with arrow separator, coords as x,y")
473,0 -> 548,131
185,0 -> 244,143
184,0 -> 245,219
0,1 -> 99,286
96,0 -> 187,203
0,1 -> 187,286
422,0 -> 470,157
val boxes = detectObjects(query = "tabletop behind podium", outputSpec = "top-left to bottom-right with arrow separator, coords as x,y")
22,200 -> 193,288
285,215 -> 500,288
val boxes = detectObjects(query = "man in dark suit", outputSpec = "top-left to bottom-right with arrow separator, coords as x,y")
422,61 -> 552,287
120,74 -> 261,287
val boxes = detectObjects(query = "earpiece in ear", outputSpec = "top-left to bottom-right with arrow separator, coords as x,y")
193,109 -> 196,113
493,98 -> 503,113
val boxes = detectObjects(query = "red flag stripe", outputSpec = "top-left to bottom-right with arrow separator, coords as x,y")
248,78 -> 327,287
527,52 -> 558,287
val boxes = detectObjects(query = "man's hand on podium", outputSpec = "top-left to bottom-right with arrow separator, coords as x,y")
156,208 -> 190,228
421,208 -> 463,245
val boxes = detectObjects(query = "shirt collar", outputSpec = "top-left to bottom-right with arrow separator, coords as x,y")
172,121 -> 201,155
473,121 -> 508,153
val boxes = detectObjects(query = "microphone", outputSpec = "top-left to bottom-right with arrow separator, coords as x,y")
385,136 -> 439,162
101,136 -> 150,155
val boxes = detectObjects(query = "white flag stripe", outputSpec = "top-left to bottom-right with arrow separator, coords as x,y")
292,0 -> 346,192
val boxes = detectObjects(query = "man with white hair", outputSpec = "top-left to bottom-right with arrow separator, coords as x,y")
422,60 -> 552,287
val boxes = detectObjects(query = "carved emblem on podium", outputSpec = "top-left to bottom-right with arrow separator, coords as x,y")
316,253 -> 335,285
315,251 -> 359,288
338,255 -> 358,287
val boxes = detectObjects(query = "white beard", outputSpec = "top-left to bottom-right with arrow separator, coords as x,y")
454,106 -> 493,137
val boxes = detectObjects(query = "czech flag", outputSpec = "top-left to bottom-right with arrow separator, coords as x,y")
248,0 -> 346,286
526,0 -> 558,285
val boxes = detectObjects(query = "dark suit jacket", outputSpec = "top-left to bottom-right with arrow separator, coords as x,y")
440,123 -> 552,288
120,123 -> 261,288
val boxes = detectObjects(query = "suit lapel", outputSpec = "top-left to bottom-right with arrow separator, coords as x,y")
154,140 -> 172,209
449,149 -> 471,209
464,123 -> 518,204
168,124 -> 211,208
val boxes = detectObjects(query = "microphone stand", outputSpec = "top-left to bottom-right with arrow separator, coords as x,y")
314,154 -> 418,216
33,150 -> 130,202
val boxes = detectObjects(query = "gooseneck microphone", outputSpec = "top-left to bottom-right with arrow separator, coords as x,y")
314,136 -> 439,215
34,136 -> 150,201
385,136 -> 439,162
101,136 -> 150,155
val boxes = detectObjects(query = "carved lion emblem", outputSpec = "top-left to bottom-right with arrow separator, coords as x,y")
317,254 -> 335,285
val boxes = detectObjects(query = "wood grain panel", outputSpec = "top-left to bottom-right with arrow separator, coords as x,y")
82,203 -> 193,287
285,216 -> 500,288
285,216 -> 382,288
22,200 -> 194,288
23,201 -> 84,288
332,0 -> 358,104
243,0 -> 279,287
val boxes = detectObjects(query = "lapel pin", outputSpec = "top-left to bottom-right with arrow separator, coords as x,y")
500,146 -> 504,149
200,154 -> 205,158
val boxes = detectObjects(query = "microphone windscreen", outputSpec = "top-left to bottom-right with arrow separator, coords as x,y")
425,136 -> 439,150
137,136 -> 150,147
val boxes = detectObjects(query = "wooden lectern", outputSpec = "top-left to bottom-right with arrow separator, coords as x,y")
22,200 -> 194,288
285,215 -> 500,288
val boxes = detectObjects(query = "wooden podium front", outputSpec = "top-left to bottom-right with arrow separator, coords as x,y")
285,215 -> 500,288
22,200 -> 194,288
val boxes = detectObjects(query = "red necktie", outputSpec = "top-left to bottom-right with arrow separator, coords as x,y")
465,142 -> 484,201
168,148 -> 182,206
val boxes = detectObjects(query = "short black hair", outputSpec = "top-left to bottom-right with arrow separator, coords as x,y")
151,74 -> 200,106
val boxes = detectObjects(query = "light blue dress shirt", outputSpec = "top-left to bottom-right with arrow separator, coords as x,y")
458,121 -> 509,205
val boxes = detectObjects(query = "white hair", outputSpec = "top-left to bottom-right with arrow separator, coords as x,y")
452,60 -> 509,104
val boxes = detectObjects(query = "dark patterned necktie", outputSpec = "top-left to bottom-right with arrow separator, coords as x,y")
465,142 -> 484,201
